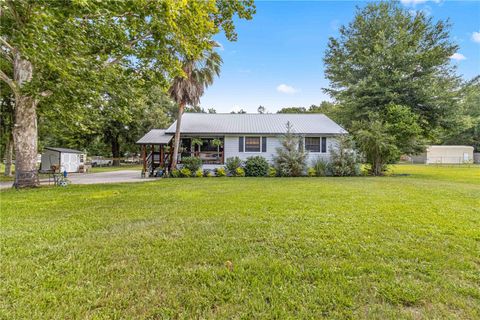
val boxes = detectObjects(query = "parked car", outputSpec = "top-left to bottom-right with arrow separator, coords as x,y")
91,156 -> 112,167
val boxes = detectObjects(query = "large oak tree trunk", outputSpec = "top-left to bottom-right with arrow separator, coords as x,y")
170,102 -> 185,170
13,54 -> 39,187
4,135 -> 13,177
111,136 -> 121,166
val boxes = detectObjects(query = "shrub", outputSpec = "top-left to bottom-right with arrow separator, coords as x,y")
268,166 -> 277,177
244,156 -> 269,177
329,135 -> 360,177
181,157 -> 203,172
170,169 -> 180,178
273,122 -> 308,177
225,157 -> 243,175
195,169 -> 203,177
180,168 -> 192,177
203,169 -> 213,177
216,167 -> 226,177
307,167 -> 316,177
235,167 -> 245,177
311,157 -> 330,176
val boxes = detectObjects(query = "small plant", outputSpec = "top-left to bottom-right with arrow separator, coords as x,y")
191,138 -> 203,154
212,138 -> 223,159
216,167 -> 226,177
268,166 -> 277,177
181,157 -> 202,172
273,122 -> 308,177
225,157 -> 243,175
203,169 -> 213,177
235,167 -> 245,177
170,169 -> 180,178
244,156 -> 269,177
180,168 -> 192,177
195,169 -> 203,177
307,167 -> 316,177
311,158 -> 330,177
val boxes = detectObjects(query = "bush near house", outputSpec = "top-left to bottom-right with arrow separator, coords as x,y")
234,167 -> 245,177
225,157 -> 243,175
179,168 -> 192,177
215,167 -> 227,177
181,157 -> 203,173
244,156 -> 269,177
311,158 -> 330,177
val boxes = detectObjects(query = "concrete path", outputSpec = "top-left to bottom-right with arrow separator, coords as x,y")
0,170 -> 157,189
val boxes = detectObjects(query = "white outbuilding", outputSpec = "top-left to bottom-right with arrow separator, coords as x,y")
40,147 -> 86,173
412,145 -> 474,164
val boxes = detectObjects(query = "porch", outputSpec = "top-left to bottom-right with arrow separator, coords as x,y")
136,129 -> 224,176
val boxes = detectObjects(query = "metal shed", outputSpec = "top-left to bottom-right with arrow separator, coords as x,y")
412,145 -> 474,164
40,147 -> 86,173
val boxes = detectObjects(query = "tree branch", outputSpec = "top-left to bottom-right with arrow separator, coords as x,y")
103,33 -> 152,66
0,69 -> 19,96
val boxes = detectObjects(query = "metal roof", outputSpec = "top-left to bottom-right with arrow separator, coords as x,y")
44,147 -> 83,154
164,113 -> 347,135
136,129 -> 173,144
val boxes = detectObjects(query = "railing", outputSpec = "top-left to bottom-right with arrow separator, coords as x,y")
185,151 -> 224,164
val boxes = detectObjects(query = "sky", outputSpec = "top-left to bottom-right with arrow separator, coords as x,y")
200,0 -> 480,113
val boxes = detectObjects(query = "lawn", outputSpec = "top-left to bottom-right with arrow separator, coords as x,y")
1,165 -> 479,319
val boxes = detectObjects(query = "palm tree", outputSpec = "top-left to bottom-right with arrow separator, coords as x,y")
168,43 -> 222,170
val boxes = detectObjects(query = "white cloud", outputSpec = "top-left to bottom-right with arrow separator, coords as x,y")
401,0 -> 441,6
276,84 -> 298,94
450,53 -> 466,61
472,31 -> 480,43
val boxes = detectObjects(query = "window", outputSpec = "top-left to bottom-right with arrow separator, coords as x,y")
305,137 -> 320,152
245,137 -> 261,152
321,137 -> 327,153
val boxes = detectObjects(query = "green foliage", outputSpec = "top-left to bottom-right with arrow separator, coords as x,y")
225,157 -> 243,175
307,168 -> 316,177
215,167 -> 226,177
170,169 -> 180,178
273,122 -> 308,177
234,167 -> 245,177
181,157 -> 203,173
353,121 -> 400,176
203,170 -> 214,177
439,76 -> 480,151
324,1 -> 460,143
244,156 -> 269,177
180,168 -> 192,178
268,167 -> 277,177
311,158 -> 330,177
194,169 -> 203,178
212,139 -> 223,148
328,136 -> 361,177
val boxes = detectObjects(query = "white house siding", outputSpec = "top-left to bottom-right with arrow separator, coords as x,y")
223,135 -> 337,166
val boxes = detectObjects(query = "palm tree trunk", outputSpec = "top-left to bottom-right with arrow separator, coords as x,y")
171,102 -> 185,170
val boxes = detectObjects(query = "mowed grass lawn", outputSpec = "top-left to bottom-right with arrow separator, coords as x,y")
1,165 -> 479,319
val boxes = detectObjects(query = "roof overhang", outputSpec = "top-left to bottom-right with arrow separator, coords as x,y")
136,129 -> 173,145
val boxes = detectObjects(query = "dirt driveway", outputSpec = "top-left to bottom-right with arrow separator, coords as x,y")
0,170 -> 156,189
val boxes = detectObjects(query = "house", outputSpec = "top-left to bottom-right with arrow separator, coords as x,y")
411,145 -> 474,164
40,147 -> 86,173
136,113 -> 347,175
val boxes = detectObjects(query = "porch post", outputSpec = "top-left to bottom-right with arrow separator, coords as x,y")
160,144 -> 164,166
142,145 -> 146,172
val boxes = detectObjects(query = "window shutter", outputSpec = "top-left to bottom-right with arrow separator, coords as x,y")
239,137 -> 244,152
262,137 -> 267,152
321,137 -> 327,153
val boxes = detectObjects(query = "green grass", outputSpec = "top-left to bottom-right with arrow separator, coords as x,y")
89,164 -> 143,173
1,165 -> 479,319
0,164 -> 14,182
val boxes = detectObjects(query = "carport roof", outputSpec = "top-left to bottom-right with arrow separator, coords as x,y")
45,147 -> 83,154
136,129 -> 173,145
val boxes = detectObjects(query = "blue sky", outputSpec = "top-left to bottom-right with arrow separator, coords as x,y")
200,0 -> 480,113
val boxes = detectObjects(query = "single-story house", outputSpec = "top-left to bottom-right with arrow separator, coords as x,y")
411,145 -> 474,164
137,113 -> 347,175
40,147 -> 86,173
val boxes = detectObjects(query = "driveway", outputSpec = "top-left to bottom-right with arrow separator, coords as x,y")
0,170 -> 156,189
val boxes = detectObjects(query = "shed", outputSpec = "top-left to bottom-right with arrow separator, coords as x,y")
412,145 -> 474,164
40,147 -> 86,173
